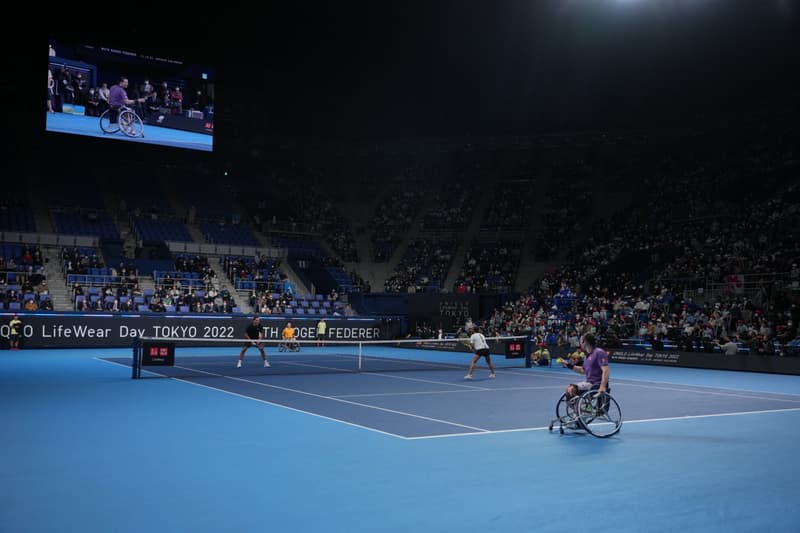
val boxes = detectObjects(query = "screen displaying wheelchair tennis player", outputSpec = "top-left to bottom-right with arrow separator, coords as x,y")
46,37 -> 215,153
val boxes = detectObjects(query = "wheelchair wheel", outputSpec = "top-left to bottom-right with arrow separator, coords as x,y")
551,392 -> 581,433
554,393 -> 580,421
577,391 -> 622,438
119,109 -> 144,138
99,109 -> 119,134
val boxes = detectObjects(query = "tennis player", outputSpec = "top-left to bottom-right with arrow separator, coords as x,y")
563,333 -> 610,398
237,316 -> 270,368
9,313 -> 22,350
282,321 -> 299,351
464,326 -> 496,379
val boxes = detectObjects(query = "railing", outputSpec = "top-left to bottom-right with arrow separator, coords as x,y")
0,231 -> 98,248
706,272 -> 789,299
165,240 -> 285,259
232,279 -> 288,292
0,269 -> 40,286
66,273 -> 123,287
263,221 -> 319,236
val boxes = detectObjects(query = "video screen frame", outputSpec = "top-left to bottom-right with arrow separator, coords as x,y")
46,38 -> 216,153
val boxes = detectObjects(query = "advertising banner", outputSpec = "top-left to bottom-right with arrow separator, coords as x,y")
0,313 -> 399,349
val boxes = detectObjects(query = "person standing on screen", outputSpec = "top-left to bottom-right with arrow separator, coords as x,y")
316,317 -> 327,346
237,316 -> 269,368
108,77 -> 145,124
9,313 -> 22,350
464,327 -> 495,380
47,68 -> 55,113
98,82 -> 110,114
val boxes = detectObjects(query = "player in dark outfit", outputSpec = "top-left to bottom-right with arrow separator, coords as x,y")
237,316 -> 270,368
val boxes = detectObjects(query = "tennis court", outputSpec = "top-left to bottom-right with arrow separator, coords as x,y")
2,345 -> 799,532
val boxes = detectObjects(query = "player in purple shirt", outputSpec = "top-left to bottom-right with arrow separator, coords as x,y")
108,77 -> 145,124
561,333 -> 610,399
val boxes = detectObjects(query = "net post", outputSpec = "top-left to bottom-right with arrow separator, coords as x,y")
524,334 -> 533,368
358,342 -> 363,371
132,336 -> 141,379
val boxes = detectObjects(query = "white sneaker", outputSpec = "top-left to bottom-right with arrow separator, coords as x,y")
489,373 -> 496,378
264,360 -> 270,367
464,374 -> 473,380
236,360 -> 242,368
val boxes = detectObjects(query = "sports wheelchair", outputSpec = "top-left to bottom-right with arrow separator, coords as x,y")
278,339 -> 300,352
99,106 -> 145,138
549,389 -> 622,438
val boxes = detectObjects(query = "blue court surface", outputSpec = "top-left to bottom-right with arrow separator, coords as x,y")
45,111 -> 213,151
2,345 -> 799,533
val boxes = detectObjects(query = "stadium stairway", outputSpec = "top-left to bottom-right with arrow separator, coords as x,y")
370,192 -> 438,290
514,178 -> 550,291
28,184 -> 55,234
442,192 -> 493,291
185,223 -> 207,245
41,247 -> 72,311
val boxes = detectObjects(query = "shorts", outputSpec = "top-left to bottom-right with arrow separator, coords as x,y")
574,382 -> 611,396
475,348 -> 491,358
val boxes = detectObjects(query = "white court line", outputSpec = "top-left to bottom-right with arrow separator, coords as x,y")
616,381 -> 800,403
224,374 -> 491,433
171,378 -> 406,439
131,362 -> 493,436
405,406 -> 800,440
95,357 -> 135,371
124,363 -> 419,438
595,376 -> 800,398
336,385 -> 564,399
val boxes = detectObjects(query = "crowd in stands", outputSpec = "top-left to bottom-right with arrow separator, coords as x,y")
473,116 -> 799,355
320,256 -> 370,293
238,171 -> 359,262
420,182 -> 478,232
480,180 -> 534,232
70,253 -> 238,313
1,245 -> 49,311
535,178 -> 591,261
370,186 -> 424,262
452,240 -> 521,294
223,254 -> 285,293
247,290 -> 343,316
384,238 -> 455,293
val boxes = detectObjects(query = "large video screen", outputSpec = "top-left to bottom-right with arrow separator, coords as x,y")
46,38 -> 215,153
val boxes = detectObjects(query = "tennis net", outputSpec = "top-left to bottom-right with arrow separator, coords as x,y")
127,335 -> 532,379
